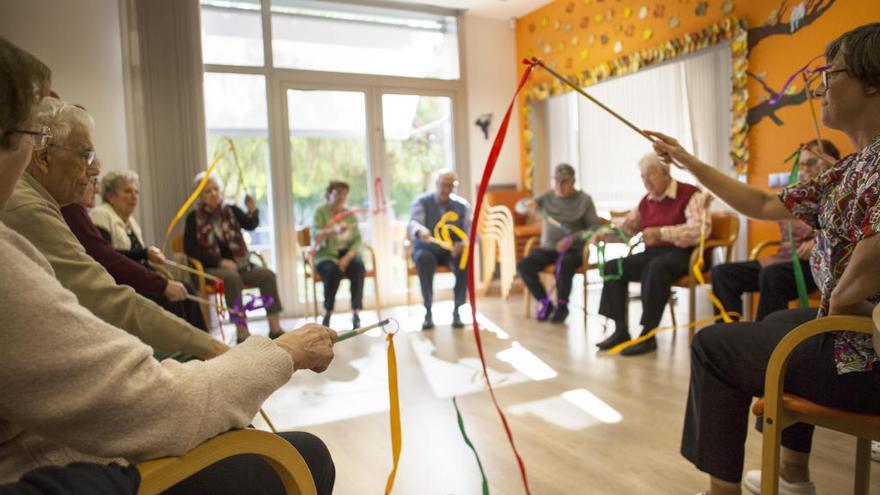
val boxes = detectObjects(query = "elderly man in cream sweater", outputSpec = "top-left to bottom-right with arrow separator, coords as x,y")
0,42 -> 335,493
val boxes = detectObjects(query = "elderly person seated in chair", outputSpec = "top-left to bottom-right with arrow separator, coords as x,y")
647,22 -> 880,495
710,139 -> 840,322
594,152 -> 710,356
184,173 -> 283,342
409,168 -> 471,330
0,94 -> 221,360
312,180 -> 365,330
517,163 -> 601,324
60,167 -> 207,332
0,37 -> 335,494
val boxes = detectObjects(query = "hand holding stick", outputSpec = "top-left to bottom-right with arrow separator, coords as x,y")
335,319 -> 392,342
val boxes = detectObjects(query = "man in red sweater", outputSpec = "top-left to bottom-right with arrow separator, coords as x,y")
595,153 -> 710,356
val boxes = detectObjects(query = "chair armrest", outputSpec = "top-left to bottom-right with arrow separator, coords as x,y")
364,244 -> 378,273
188,257 -> 210,293
250,252 -> 268,267
763,315 -> 875,427
523,236 -> 539,257
136,429 -> 316,495
749,240 -> 781,261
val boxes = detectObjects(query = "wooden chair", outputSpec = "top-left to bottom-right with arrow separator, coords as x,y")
404,233 -> 454,309
752,309 -> 880,495
295,227 -> 380,321
668,211 -> 739,341
170,234 -> 269,324
746,240 -> 822,320
136,429 -> 316,495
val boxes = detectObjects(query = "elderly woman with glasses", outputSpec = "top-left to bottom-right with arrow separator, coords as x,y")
0,37 -> 335,494
184,172 -> 284,342
647,22 -> 880,495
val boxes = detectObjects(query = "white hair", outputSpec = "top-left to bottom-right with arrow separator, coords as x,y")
100,170 -> 139,202
34,97 -> 95,146
193,171 -> 222,190
637,153 -> 670,175
433,167 -> 457,183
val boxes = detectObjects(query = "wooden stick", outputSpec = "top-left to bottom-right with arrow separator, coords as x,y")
531,57 -> 652,142
258,409 -> 278,433
802,73 -> 826,155
335,319 -> 391,342
160,259 -> 221,282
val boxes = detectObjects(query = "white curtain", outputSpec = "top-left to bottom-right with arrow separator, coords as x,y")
544,43 -> 732,215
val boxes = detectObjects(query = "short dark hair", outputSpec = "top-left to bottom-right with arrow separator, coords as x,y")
325,180 -> 350,200
825,23 -> 880,88
0,36 -> 51,150
804,139 -> 841,160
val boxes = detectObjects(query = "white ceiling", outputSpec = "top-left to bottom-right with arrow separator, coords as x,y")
391,0 -> 553,20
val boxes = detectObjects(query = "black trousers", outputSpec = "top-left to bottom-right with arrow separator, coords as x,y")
710,259 -> 817,321
681,308 -> 880,483
316,253 -> 366,312
597,246 -> 693,337
0,462 -> 139,495
162,431 -> 335,495
517,247 -> 583,303
146,281 -> 208,332
412,244 -> 467,311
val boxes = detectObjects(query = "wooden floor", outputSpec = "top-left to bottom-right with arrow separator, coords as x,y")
239,285 -> 880,495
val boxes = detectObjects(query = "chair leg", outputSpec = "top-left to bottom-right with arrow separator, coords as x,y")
312,280 -> 319,323
583,272 -> 588,332
688,283 -> 696,344
302,277 -> 311,322
524,282 -> 531,318
855,437 -> 871,495
373,275 -> 382,319
668,295 -> 677,343
760,414 -> 783,495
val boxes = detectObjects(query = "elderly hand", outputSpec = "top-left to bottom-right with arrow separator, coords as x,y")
417,230 -> 433,243
338,252 -> 353,272
147,246 -> 166,265
452,241 -> 466,257
641,227 -> 662,245
274,323 -> 336,372
644,131 -> 698,171
796,239 -> 815,260
163,280 -> 188,302
220,259 -> 239,272
245,194 -> 257,214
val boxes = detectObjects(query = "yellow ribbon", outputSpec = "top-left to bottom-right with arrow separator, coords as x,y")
384,332 -> 401,494
162,140 -> 233,251
432,211 -> 470,270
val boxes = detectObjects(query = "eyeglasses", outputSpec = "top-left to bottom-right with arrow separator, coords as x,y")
820,67 -> 848,90
50,143 -> 97,167
7,125 -> 53,150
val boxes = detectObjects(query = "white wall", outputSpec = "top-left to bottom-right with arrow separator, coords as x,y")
462,14 -> 521,191
0,0 -> 130,172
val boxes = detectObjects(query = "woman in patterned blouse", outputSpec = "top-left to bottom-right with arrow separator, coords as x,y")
648,23 -> 880,495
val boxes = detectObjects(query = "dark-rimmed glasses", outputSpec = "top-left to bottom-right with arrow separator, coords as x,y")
7,125 -> 52,150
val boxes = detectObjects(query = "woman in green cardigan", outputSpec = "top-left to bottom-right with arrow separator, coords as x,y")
312,181 -> 365,329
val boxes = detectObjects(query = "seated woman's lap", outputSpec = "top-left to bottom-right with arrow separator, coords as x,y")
161,431 -> 334,495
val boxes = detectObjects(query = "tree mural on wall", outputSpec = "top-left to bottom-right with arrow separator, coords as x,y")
746,0 -> 835,127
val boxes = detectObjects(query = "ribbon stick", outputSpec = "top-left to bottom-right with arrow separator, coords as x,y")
384,332 -> 401,495
228,294 -> 275,329
531,57 -> 652,142
432,211 -> 470,270
466,58 -> 539,495
783,149 -> 811,308
335,318 -> 391,342
768,55 -> 825,106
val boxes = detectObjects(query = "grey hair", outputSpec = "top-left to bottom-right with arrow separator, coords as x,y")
193,171 -> 222,190
34,97 -> 95,146
825,23 -> 880,89
637,153 -> 670,174
433,167 -> 458,183
553,163 -> 576,179
100,170 -> 140,202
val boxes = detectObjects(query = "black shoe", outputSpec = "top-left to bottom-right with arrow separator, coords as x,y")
550,304 -> 569,324
451,313 -> 465,329
596,331 -> 630,350
536,301 -> 555,322
321,314 -> 331,327
422,315 -> 435,330
352,314 -> 361,330
619,337 -> 657,356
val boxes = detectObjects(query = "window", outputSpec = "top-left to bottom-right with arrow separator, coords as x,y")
271,0 -> 459,79
201,0 -> 264,67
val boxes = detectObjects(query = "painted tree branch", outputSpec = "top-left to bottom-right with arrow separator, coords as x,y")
748,0 -> 835,51
746,71 -> 806,127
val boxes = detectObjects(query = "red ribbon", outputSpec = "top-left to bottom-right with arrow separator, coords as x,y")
466,58 -> 538,495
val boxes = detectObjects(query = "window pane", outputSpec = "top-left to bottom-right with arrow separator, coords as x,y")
201,0 -> 264,67
204,73 -> 276,269
271,0 -> 459,79
288,89 -> 371,305
382,94 -> 456,295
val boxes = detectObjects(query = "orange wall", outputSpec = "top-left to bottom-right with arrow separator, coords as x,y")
514,0 -> 879,250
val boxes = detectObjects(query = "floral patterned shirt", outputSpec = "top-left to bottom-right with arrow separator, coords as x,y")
779,136 -> 880,374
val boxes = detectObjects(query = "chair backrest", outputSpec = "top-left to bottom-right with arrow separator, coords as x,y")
485,189 -> 530,226
171,233 -> 185,254
296,227 -> 311,249
707,211 -> 740,263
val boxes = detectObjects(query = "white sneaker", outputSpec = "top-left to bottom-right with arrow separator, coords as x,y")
743,470 -> 816,495
872,440 -> 880,462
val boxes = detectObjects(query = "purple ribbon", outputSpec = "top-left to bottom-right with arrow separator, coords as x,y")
229,294 -> 274,329
769,55 -> 828,106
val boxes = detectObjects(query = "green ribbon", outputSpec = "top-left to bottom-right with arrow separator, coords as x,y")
581,225 -> 632,281
783,149 -> 810,309
453,396 -> 489,495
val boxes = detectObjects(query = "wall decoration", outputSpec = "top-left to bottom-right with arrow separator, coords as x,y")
653,4 -> 666,18
721,0 -> 734,14
600,33 -> 610,44
625,24 -> 635,36
695,1 -> 708,16
668,15 -> 681,28
623,7 -> 632,17
566,1 -> 576,13
613,40 -> 623,52
580,16 -> 590,28
642,27 -> 653,40
475,113 -> 493,140
747,0 -> 835,50
638,6 -> 649,19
